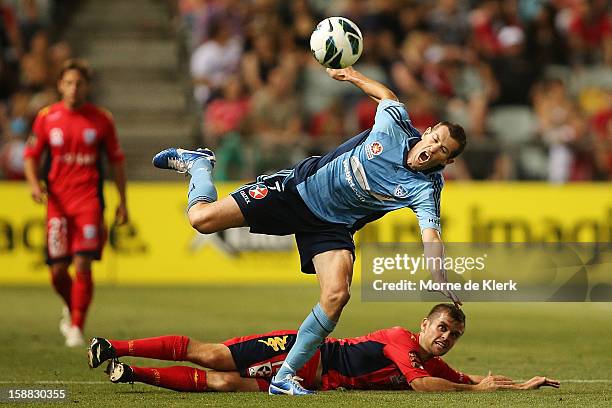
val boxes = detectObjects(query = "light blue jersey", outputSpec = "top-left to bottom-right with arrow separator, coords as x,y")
292,99 -> 443,233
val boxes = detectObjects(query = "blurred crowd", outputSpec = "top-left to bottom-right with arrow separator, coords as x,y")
1,0 -> 610,182
0,0 -> 76,179
176,0 -> 611,182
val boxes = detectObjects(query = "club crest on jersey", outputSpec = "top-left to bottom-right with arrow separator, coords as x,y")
248,184 -> 268,199
394,185 -> 409,198
50,128 -> 64,146
366,141 -> 383,160
83,128 -> 97,144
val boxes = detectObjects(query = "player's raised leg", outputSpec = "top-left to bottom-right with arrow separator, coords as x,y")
152,148 -> 217,207
152,147 -> 246,233
270,249 -> 353,395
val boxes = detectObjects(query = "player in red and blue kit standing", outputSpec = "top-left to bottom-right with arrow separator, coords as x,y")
23,59 -> 129,347
87,304 -> 559,392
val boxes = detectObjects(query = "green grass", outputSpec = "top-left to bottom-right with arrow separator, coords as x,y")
1,286 -> 611,407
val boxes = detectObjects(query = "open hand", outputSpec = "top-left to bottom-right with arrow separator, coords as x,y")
474,372 -> 515,391
517,376 -> 560,390
326,67 -> 355,81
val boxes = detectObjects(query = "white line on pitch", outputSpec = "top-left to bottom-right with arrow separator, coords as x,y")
0,379 -> 611,385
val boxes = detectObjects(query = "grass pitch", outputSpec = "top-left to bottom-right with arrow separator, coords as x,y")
1,286 -> 611,407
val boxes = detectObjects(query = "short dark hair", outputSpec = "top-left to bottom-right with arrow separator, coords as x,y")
427,303 -> 466,325
59,58 -> 93,82
437,121 -> 466,159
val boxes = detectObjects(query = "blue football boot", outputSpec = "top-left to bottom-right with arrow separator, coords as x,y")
152,148 -> 216,174
269,375 -> 315,395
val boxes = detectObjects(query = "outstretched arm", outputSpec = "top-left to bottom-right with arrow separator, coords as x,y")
411,374 -> 513,392
326,66 -> 398,103
411,374 -> 559,392
422,228 -> 461,305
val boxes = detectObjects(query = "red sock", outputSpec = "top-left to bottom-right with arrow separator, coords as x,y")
131,366 -> 208,392
110,336 -> 189,361
71,271 -> 93,329
50,271 -> 72,307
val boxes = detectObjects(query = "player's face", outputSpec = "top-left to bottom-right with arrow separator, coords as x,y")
58,69 -> 89,109
406,124 -> 459,171
420,313 -> 464,357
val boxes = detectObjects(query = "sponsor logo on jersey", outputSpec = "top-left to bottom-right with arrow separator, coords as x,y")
60,153 -> 96,165
240,190 -> 251,204
50,128 -> 64,146
248,184 -> 268,199
394,185 -> 409,198
248,362 -> 272,377
83,128 -> 97,144
366,141 -> 383,160
247,360 -> 284,377
257,335 -> 289,351
83,224 -> 97,240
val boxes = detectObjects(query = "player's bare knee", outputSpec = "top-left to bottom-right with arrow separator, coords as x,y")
322,287 -> 351,312
188,206 -> 215,233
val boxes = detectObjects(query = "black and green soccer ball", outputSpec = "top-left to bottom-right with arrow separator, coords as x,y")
310,17 -> 363,69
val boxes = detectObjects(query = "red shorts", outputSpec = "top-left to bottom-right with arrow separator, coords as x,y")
223,330 -> 321,391
46,199 -> 106,264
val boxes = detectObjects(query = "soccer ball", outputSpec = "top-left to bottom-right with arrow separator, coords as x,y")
310,17 -> 363,69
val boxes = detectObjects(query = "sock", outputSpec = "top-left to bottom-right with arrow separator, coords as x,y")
187,159 -> 217,209
274,303 -> 336,381
110,336 -> 189,361
70,270 -> 93,329
50,271 -> 72,307
131,366 -> 208,392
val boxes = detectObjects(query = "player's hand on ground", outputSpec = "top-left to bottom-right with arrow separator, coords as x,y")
473,372 -> 515,391
326,66 -> 355,81
30,183 -> 47,204
114,202 -> 129,225
517,376 -> 560,390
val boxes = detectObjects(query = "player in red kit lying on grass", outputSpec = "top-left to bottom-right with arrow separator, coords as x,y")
87,304 -> 559,393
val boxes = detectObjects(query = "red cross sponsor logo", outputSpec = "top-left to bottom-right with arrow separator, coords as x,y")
248,184 -> 268,199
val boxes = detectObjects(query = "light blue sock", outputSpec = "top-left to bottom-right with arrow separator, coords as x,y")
274,303 -> 336,381
187,159 -> 217,209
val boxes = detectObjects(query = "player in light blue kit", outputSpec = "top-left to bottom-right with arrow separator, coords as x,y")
153,66 -> 466,395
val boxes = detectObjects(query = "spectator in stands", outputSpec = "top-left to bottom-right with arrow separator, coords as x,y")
247,64 -> 304,174
532,78 -> 588,182
190,16 -> 242,106
566,0 -> 611,65
591,89 -> 612,180
202,75 -> 250,180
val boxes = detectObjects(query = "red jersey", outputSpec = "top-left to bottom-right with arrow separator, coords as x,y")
320,326 -> 472,391
24,102 -> 124,213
